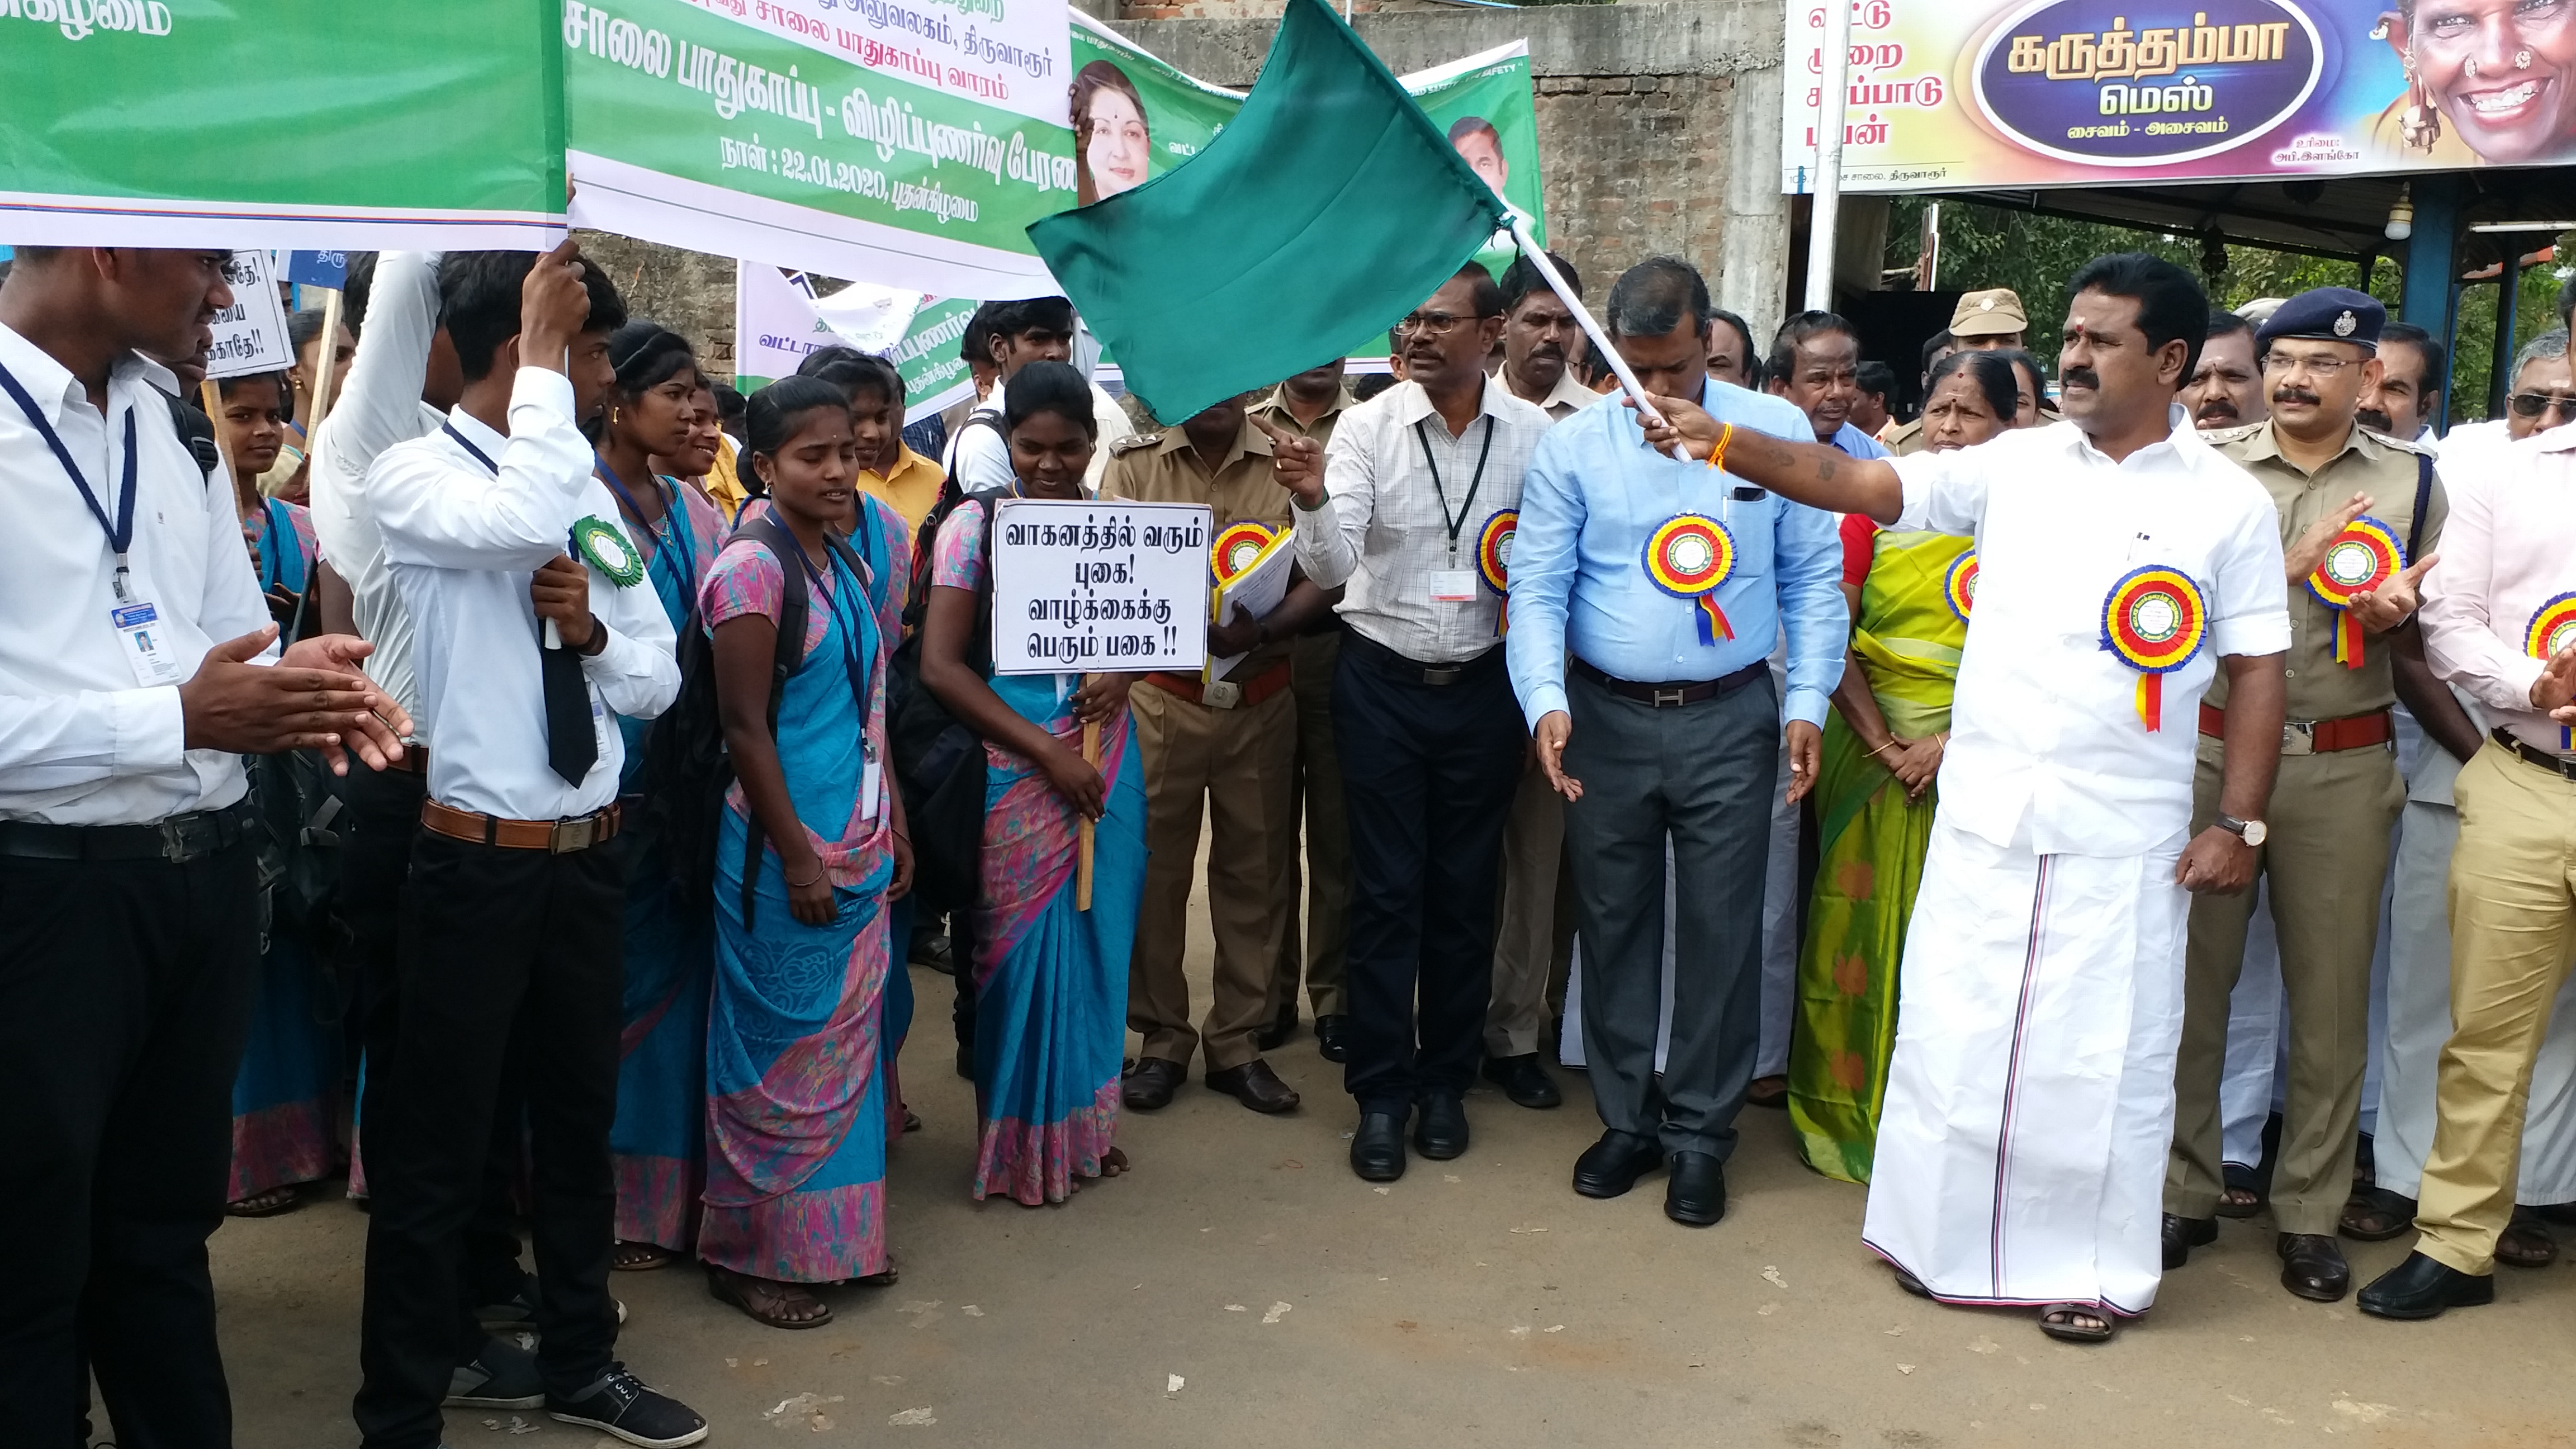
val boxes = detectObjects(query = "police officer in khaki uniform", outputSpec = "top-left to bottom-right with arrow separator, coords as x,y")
1882,288 -> 2027,455
1249,363 -> 1360,1062
2164,287 -> 2447,1303
1107,391 -> 1337,1114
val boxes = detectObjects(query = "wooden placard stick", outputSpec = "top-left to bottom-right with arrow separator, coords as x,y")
1077,680 -> 1100,911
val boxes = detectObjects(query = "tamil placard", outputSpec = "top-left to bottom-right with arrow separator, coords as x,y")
206,250 -> 294,380
987,498 -> 1209,676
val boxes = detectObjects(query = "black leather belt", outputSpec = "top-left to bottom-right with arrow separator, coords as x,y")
1343,629 -> 1500,687
0,801 -> 252,863
1571,656 -> 1767,708
2493,727 -> 2576,783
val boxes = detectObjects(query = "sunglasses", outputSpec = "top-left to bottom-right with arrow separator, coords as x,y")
2509,391 -> 2576,419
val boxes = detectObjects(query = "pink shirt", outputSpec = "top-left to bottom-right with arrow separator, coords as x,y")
2422,420 -> 2576,754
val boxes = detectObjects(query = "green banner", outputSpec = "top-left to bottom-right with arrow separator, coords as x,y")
884,296 -> 982,414
563,0 -> 1078,299
0,2 -> 562,248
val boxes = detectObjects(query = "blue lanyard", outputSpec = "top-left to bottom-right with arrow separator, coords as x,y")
441,420 -> 499,475
596,455 -> 695,595
821,551 -> 872,716
0,359 -> 139,558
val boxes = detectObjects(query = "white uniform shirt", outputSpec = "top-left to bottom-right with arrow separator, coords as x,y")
368,368 -> 680,821
1293,377 -> 1553,664
2422,419 -> 2576,756
1888,408 -> 2291,857
309,250 -> 446,721
0,325 -> 274,825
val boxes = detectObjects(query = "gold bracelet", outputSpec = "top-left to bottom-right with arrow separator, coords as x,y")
785,862 -> 827,888
1867,738 -> 1900,760
1703,421 -> 1736,474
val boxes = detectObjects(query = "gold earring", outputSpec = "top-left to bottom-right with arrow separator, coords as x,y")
2401,53 -> 2442,151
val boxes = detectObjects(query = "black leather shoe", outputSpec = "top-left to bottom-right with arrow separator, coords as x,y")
1207,1058 -> 1301,1114
1414,1091 -> 1469,1159
1482,1053 -> 1562,1109
2357,1251 -> 2496,1320
2277,1232 -> 2350,1301
1122,1057 -> 1186,1111
2162,1213 -> 2218,1270
1351,1111 -> 1407,1182
1314,1014 -> 1349,1063
1665,1150 -> 1726,1227
1254,1001 -> 1298,1051
1572,1130 -> 1663,1199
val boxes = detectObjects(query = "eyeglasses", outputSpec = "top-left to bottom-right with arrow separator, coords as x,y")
2509,391 -> 2576,419
1394,310 -> 1491,337
2260,353 -> 2357,378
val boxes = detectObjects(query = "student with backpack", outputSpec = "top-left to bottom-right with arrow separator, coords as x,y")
696,377 -> 914,1328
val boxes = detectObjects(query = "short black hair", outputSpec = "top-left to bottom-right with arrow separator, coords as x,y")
287,307 -> 339,362
216,370 -> 293,405
1767,310 -> 1861,380
991,295 -> 1076,343
436,250 -> 627,382
1855,360 -> 1894,403
1352,372 -> 1399,402
1919,329 -> 1954,375
1001,359 -> 1097,438
607,321 -> 699,398
1925,349 -> 2018,422
1604,256 -> 1710,340
2378,321 -> 2446,398
1447,116 -> 1502,151
710,380 -> 748,425
2205,309 -> 2256,343
960,305 -> 998,367
810,349 -> 905,408
1498,251 -> 1580,316
745,375 -> 852,459
2066,251 -> 2208,386
1711,309 -> 1762,388
343,252 -> 378,339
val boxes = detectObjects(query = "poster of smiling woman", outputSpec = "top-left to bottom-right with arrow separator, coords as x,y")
1782,0 -> 2576,192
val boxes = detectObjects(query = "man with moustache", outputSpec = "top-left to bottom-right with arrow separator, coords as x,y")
2184,311 -> 2268,432
1707,308 -> 1764,391
2358,322 -> 2445,444
2169,288 -> 2444,1303
1768,311 -> 1887,459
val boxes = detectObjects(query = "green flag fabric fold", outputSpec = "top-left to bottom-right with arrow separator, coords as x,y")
1028,0 -> 1509,423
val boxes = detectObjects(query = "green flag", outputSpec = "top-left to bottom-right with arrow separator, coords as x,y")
1028,0 -> 1508,423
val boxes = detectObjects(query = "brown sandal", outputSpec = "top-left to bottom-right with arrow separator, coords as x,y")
2498,1209 -> 2558,1269
705,1263 -> 834,1329
225,1185 -> 301,1218
613,1240 -> 676,1271
2339,1186 -> 2416,1243
2037,1303 -> 2115,1343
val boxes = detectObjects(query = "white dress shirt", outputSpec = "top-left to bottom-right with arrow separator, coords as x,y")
309,250 -> 447,721
0,324 -> 275,825
2422,420 -> 2576,755
1888,408 -> 2291,857
369,368 -> 680,821
1293,376 -> 1554,664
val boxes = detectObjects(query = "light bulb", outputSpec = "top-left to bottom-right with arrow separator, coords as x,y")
2386,185 -> 2415,242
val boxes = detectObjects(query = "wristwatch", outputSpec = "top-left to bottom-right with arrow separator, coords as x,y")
2216,814 -> 2268,848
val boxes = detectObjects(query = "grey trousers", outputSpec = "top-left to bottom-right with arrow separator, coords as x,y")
1562,667 -> 1780,1158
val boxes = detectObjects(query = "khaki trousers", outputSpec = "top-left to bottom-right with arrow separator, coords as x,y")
1128,679 -> 1298,1072
2417,742 -> 2576,1274
1487,764 -> 1575,1057
1266,631 -> 1351,1019
2166,736 -> 2404,1234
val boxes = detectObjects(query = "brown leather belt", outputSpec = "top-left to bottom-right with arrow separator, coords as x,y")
420,798 -> 622,853
2492,727 -> 2576,783
1572,656 -> 1767,709
1143,659 -> 1293,711
2199,703 -> 2393,756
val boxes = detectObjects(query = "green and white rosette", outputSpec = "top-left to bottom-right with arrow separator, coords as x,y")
571,515 -> 645,588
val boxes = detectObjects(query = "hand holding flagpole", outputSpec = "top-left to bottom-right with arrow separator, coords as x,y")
1504,216 -> 1683,460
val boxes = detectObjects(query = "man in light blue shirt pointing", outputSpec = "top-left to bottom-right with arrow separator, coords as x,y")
1505,257 -> 1845,1228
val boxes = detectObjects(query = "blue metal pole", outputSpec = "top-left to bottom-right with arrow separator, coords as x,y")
2400,176 -> 2463,388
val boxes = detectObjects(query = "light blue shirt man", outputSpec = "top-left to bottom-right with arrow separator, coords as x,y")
1507,378 -> 1845,728
1830,420 -> 1890,459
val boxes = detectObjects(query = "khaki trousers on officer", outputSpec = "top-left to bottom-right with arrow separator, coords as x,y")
2166,735 -> 2404,1235
1129,679 -> 1298,1072
1487,765 -> 1575,1058
2416,743 -> 2576,1275
1267,632 -> 1351,1020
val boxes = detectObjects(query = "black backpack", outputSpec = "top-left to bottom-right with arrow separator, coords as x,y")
643,511 -> 866,927
242,562 -> 357,1020
886,482 -> 1008,915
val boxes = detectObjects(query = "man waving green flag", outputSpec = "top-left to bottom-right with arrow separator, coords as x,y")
1030,0 -> 1510,423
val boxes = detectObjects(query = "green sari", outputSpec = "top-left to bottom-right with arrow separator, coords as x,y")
1788,527 -> 1969,1183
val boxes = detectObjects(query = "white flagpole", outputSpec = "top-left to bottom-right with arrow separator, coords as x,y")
1507,215 -> 1683,457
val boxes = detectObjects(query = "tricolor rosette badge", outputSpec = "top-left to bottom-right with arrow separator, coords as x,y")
1642,513 -> 1737,645
2304,515 -> 2404,669
571,515 -> 645,589
2099,565 -> 2208,732
1944,550 -> 1979,625
2525,591 -> 2576,749
1211,520 -> 1277,584
1478,509 -> 1517,635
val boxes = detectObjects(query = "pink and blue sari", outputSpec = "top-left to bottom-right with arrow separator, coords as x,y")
608,477 -> 726,1249
695,531 -> 897,1281
231,498 -> 342,1200
931,501 -> 1145,1206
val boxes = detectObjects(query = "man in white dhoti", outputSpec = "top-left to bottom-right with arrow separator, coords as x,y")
1639,253 -> 2291,1342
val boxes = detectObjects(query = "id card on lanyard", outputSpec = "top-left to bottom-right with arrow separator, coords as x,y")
1416,414 -> 1495,605
0,362 -> 174,686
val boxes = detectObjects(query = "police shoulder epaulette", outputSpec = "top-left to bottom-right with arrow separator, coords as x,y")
1109,432 -> 1161,456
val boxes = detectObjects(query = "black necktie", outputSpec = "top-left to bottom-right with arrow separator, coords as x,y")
539,619 -> 597,786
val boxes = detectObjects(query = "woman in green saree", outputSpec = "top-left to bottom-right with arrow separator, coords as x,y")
1789,351 -> 2025,1182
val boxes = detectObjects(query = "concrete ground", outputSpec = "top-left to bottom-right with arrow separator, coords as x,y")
206,950 -> 2576,1449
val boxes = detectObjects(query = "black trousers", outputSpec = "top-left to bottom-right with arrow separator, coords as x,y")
1332,637 -> 1525,1116
0,837 -> 259,1449
342,761 -> 528,1307
354,831 -> 623,1449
